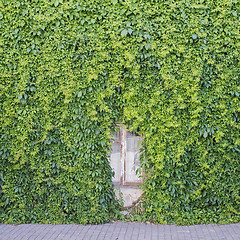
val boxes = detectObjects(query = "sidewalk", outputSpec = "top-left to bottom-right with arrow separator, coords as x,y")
0,222 -> 239,240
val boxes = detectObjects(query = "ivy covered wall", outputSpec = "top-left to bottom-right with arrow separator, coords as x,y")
0,0 -> 239,224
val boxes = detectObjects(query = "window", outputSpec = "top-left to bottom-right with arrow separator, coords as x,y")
110,126 -> 142,186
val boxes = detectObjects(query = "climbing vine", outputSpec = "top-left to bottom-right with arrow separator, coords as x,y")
0,0 -> 239,224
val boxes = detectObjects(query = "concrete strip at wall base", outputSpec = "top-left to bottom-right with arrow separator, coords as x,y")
114,186 -> 143,208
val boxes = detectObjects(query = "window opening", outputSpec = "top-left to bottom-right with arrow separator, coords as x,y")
110,126 -> 142,186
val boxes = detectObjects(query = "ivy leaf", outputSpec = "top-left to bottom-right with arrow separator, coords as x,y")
78,91 -> 82,97
128,28 -> 133,35
54,0 -> 59,7
234,147 -> 240,153
121,29 -> 128,37
112,0 -> 118,4
192,34 -> 198,40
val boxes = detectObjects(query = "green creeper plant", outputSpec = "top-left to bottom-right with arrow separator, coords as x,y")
0,0 -> 239,224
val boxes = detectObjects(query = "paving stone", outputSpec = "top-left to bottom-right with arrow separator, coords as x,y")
0,222 -> 239,240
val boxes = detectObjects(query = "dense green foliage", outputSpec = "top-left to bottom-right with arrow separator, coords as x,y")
1,0 -> 239,224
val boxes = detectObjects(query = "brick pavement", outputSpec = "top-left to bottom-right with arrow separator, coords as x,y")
0,222 -> 239,240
